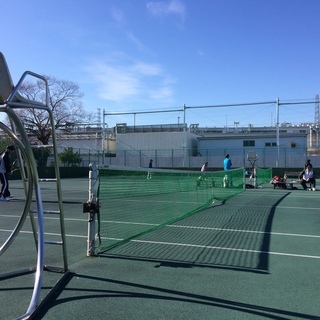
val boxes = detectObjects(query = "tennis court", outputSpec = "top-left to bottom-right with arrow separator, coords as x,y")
1,176 -> 320,319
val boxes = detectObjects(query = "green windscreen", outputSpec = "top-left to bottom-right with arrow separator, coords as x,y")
96,167 -> 245,253
256,168 -> 272,184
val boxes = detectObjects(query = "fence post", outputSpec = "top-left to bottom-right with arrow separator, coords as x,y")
155,149 -> 157,167
172,149 -> 174,167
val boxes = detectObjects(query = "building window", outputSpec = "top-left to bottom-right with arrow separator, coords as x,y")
265,142 -> 277,147
243,140 -> 255,147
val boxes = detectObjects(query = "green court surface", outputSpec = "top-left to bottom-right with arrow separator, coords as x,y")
1,178 -> 320,319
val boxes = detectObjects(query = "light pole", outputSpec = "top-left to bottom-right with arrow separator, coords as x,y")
276,98 -> 280,168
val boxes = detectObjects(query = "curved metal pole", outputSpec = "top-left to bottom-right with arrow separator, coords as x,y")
0,123 -> 34,255
0,107 -> 45,320
11,108 -> 45,320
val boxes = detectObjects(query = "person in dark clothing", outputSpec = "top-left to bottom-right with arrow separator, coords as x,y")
147,159 -> 153,179
299,165 -> 316,191
305,159 -> 313,169
0,145 -> 15,201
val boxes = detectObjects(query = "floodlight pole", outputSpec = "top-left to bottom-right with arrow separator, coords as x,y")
276,98 -> 280,168
183,104 -> 186,167
102,109 -> 106,166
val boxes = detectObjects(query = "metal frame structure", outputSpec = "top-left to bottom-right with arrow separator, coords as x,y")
247,151 -> 258,188
103,100 -> 318,168
0,52 -> 68,319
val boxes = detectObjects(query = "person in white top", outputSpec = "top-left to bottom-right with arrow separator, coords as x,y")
201,162 -> 208,172
197,162 -> 208,187
299,165 -> 316,191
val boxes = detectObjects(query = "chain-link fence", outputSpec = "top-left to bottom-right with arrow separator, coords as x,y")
39,145 -> 316,170
101,147 -> 313,169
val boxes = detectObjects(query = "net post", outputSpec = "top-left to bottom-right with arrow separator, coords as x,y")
83,163 -> 99,256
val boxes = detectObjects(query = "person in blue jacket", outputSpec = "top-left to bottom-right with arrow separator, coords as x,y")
223,154 -> 232,187
223,154 -> 232,170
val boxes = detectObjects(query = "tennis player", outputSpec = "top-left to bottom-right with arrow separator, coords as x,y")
223,154 -> 232,187
147,159 -> 153,179
0,145 -> 15,201
197,162 -> 208,186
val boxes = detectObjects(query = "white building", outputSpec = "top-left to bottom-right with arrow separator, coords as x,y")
36,122 -> 317,168
99,123 -> 311,168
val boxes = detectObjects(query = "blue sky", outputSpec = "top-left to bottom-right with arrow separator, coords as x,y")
1,0 -> 320,128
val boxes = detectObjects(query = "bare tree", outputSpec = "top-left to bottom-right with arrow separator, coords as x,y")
15,75 -> 89,145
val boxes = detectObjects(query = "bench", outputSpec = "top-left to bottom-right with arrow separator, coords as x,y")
274,171 -> 310,189
283,172 -> 301,189
271,171 -> 302,189
284,171 -> 301,179
272,180 -> 297,189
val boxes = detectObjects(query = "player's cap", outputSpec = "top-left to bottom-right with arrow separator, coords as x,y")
7,145 -> 15,151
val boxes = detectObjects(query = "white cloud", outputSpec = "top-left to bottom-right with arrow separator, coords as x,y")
149,86 -> 173,100
146,0 -> 186,18
111,7 -> 126,24
132,62 -> 162,76
126,31 -> 150,52
85,57 -> 175,104
91,63 -> 139,101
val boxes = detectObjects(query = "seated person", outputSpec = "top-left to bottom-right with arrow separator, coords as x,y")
299,165 -> 316,191
305,159 -> 313,169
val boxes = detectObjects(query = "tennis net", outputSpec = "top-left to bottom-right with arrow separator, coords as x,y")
96,166 -> 245,252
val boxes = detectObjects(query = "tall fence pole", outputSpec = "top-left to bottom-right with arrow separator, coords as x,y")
276,98 -> 280,168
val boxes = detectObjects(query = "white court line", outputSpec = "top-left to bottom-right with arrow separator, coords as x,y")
214,204 -> 320,211
2,226 -> 318,260
0,214 -> 160,227
1,215 -> 319,238
112,198 -> 201,205
0,228 -> 87,238
131,239 -> 320,259
100,220 -> 158,226
276,206 -> 320,211
0,215 -> 88,222
1,229 -> 318,260
167,225 -> 320,238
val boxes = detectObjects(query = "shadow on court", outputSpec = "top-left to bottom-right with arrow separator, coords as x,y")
32,270 -> 318,320
100,191 -> 291,274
